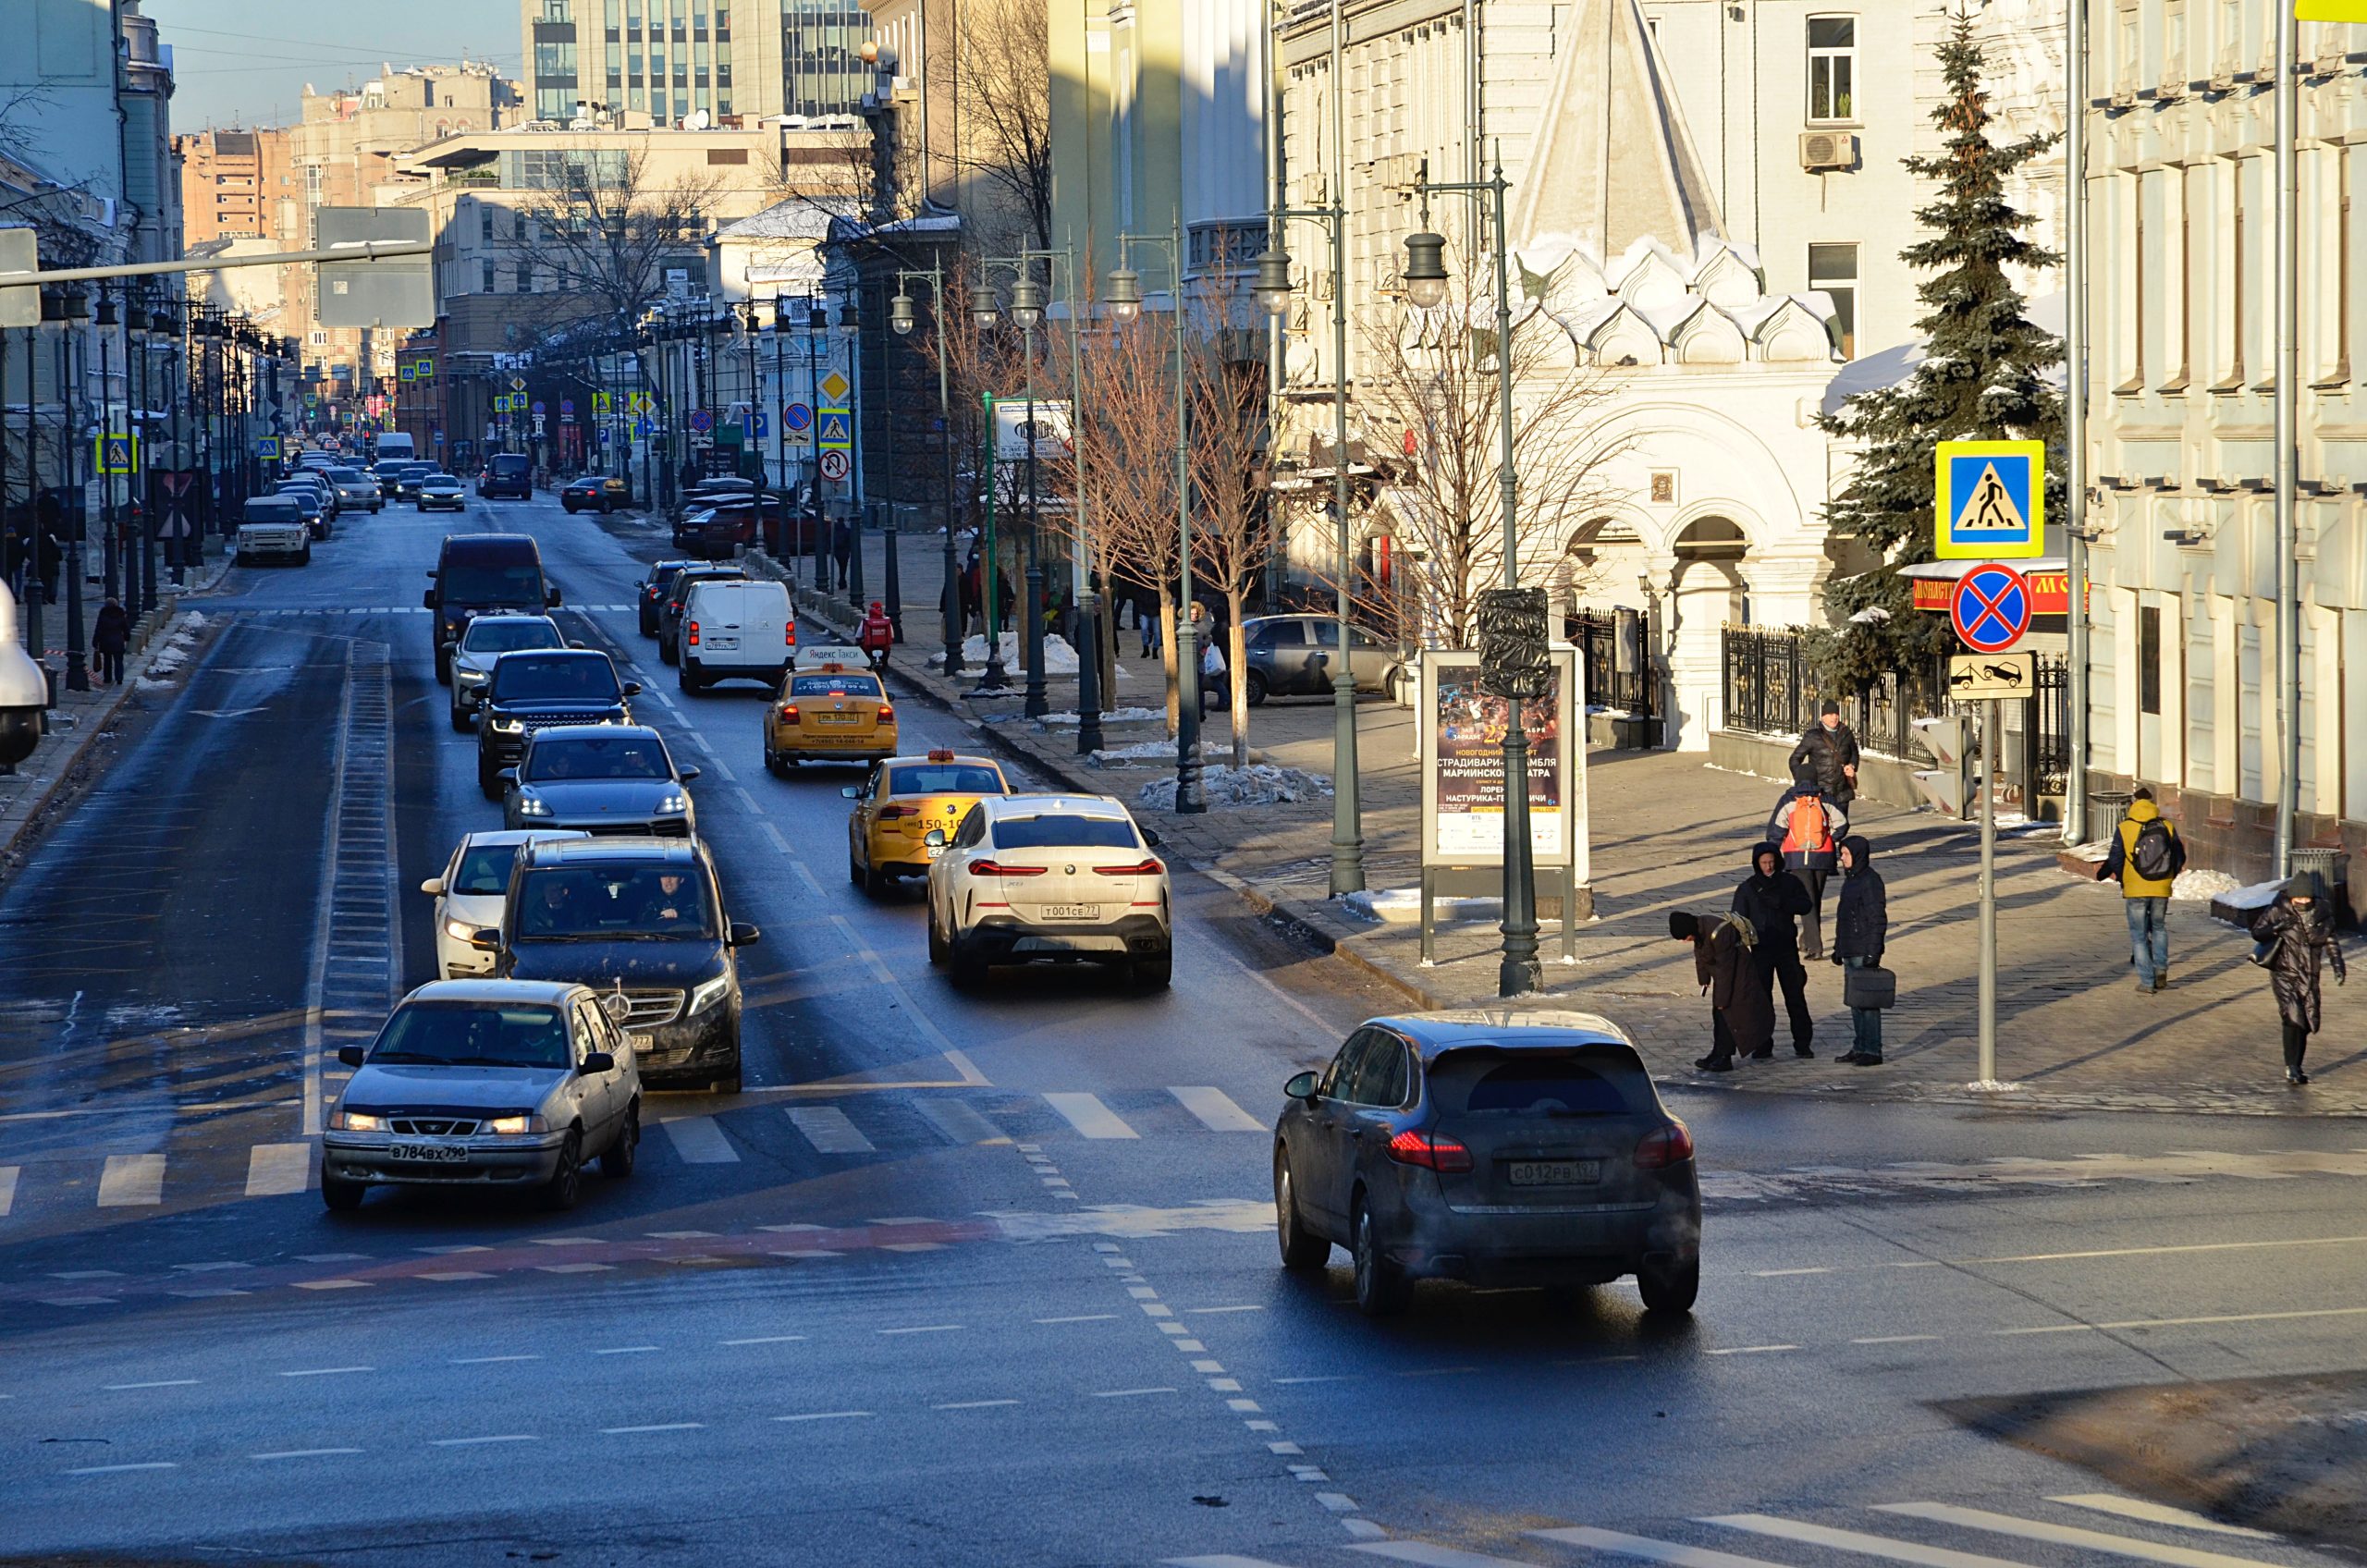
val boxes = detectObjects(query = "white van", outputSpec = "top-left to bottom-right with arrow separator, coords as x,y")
374,432 -> 417,464
678,578 -> 797,692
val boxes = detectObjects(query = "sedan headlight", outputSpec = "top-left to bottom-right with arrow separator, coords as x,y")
657,791 -> 689,815
456,667 -> 490,684
442,917 -> 483,941
490,716 -> 524,733
514,792 -> 552,817
330,1109 -> 385,1133
478,1113 -> 548,1136
686,975 -> 732,1017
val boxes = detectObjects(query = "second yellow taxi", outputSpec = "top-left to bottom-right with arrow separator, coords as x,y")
842,749 -> 1012,896
764,662 -> 897,772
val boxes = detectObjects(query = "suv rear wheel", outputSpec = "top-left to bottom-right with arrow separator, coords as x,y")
1637,1253 -> 1699,1316
1351,1195 -> 1411,1317
1275,1155 -> 1329,1271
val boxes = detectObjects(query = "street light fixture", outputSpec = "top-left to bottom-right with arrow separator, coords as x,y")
1009,274 -> 1046,331
889,291 -> 917,337
1400,231 -> 1451,309
1252,249 -> 1294,322
1104,267 -> 1143,324
968,282 -> 1000,331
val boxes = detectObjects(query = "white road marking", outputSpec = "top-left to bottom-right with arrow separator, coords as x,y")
432,1433 -> 538,1447
705,754 -> 738,783
95,1153 -> 166,1207
721,1335 -> 807,1346
933,1398 -> 1021,1410
658,1117 -> 740,1164
732,786 -> 759,813
1703,1513 -> 2036,1568
1852,1335 -> 1941,1345
0,1166 -> 18,1215
761,821 -> 791,852
1705,1344 -> 1797,1356
1316,1494 -> 1361,1513
914,1098 -> 1008,1145
593,1345 -> 660,1355
1968,1233 -> 2367,1265
245,1143 -> 313,1196
1874,1503 -> 2289,1568
2050,1496 -> 2277,1541
1166,1558 -> 1302,1568
877,1324 -> 963,1336
1185,1305 -> 1265,1316
535,1261 -> 613,1274
67,1462 -> 178,1476
104,1379 -> 200,1390
773,1410 -> 871,1422
1035,1314 -> 1118,1325
601,1422 -> 705,1435
419,1271 -> 493,1282
451,1354 -> 539,1365
788,1105 -> 876,1154
1168,1085 -> 1263,1133
1092,1387 -> 1177,1398
1350,1540 -> 1537,1566
1534,1526 -> 1797,1568
1045,1093 -> 1138,1140
291,1279 -> 371,1292
251,1448 -> 362,1460
1995,1305 -> 2367,1334
278,1366 -> 374,1378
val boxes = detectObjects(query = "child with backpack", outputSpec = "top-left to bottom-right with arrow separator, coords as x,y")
2095,787 -> 2185,991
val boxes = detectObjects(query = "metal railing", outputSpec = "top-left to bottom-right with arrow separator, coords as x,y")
1568,608 -> 1654,721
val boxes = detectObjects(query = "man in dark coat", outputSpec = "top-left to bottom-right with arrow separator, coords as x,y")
1831,834 -> 1888,1064
1732,841 -> 1815,1057
1789,700 -> 1860,805
91,596 -> 130,686
1671,909 -> 1772,1072
2249,875 -> 2346,1084
1768,780 -> 1847,960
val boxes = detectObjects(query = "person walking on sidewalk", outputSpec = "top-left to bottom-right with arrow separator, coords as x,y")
1788,699 -> 1860,805
2249,875 -> 2346,1085
1767,780 -> 1847,959
1831,835 -> 1888,1065
91,596 -> 129,686
1732,842 -> 1816,1058
2094,786 -> 2185,991
1671,909 -> 1772,1072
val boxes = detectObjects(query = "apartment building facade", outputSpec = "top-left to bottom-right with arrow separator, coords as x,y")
519,0 -> 875,128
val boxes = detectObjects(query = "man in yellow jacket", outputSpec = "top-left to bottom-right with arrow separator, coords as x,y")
2095,787 -> 2185,992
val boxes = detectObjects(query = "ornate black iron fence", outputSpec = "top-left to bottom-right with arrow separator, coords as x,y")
1568,608 -> 1654,720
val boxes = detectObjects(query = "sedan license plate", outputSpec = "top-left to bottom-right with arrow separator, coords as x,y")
628,1032 -> 656,1053
816,713 -> 864,727
389,1142 -> 470,1164
1041,903 -> 1100,921
1507,1159 -> 1600,1187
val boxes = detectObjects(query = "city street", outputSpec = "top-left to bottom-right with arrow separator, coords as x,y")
0,493 -> 2359,1566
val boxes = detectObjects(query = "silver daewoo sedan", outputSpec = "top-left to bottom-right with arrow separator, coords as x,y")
321,979 -> 641,1213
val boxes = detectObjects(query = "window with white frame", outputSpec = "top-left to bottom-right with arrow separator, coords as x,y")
1807,17 -> 1855,123
1809,243 -> 1858,358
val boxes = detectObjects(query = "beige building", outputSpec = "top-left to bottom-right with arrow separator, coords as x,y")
858,0 -> 1047,252
519,0 -> 875,128
177,129 -> 299,248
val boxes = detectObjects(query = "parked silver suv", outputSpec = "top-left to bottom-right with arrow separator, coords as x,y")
321,979 -> 641,1213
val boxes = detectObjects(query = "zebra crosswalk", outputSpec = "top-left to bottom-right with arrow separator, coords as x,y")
1165,1492 -> 2326,1568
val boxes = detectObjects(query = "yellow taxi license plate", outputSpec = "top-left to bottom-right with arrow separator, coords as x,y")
815,713 -> 865,726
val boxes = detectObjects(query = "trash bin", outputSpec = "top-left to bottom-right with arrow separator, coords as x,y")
2289,848 -> 2350,926
2087,789 -> 2132,838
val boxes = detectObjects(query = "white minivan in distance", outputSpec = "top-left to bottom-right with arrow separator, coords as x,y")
678,578 -> 797,692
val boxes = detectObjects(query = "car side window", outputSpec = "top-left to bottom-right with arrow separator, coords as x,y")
954,806 -> 987,850
1319,1031 -> 1373,1099
1346,1035 -> 1408,1108
1258,622 -> 1303,649
570,1003 -> 601,1065
1310,620 -> 1341,648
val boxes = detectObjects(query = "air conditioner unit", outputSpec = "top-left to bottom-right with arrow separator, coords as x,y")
1798,131 -> 1858,172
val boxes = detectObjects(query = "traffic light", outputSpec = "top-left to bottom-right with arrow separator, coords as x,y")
1911,716 -> 1969,816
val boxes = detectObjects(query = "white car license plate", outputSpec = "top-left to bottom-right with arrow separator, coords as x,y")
628,1032 -> 655,1053
708,636 -> 739,650
389,1142 -> 470,1164
1507,1159 -> 1600,1187
926,844 -> 945,858
1041,903 -> 1100,921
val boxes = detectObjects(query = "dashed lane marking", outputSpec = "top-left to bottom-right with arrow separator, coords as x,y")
602,1422 -> 705,1435
1349,1541 -> 1537,1566
0,1166 -> 16,1216
244,1143 -> 312,1197
250,1448 -> 362,1461
95,1154 -> 165,1207
1044,1093 -> 1138,1140
772,1410 -> 871,1422
1168,1086 -> 1263,1133
787,1106 -> 875,1155
657,1117 -> 740,1164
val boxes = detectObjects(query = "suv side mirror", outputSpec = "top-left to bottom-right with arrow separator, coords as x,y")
924,828 -> 949,849
1141,828 -> 1162,849
546,588 -> 563,606
678,766 -> 701,783
337,1046 -> 366,1069
497,766 -> 519,786
621,680 -> 643,696
729,922 -> 762,948
421,589 -> 436,610
1284,1070 -> 1320,1101
578,1051 -> 615,1075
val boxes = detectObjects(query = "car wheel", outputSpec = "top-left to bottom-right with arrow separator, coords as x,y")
539,1131 -> 583,1212
1275,1153 -> 1330,1271
1637,1254 -> 1700,1317
658,638 -> 679,668
948,939 -> 987,991
299,545 -> 313,565
235,551 -> 250,567
1351,1194 -> 1411,1317
477,760 -> 504,802
679,664 -> 704,693
1132,949 -> 1172,990
599,1103 -> 640,1178
862,858 -> 890,899
1245,669 -> 1269,707
434,646 -> 451,685
926,906 -> 949,966
321,1173 -> 366,1213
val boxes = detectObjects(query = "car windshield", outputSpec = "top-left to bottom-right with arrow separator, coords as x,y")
889,764 -> 1003,795
424,473 -> 460,486
327,468 -> 363,482
514,866 -> 713,938
791,674 -> 883,698
525,735 -> 670,781
1426,1048 -> 1649,1118
462,619 -> 562,655
490,656 -> 618,702
442,561 -> 546,605
992,815 -> 1138,850
368,1001 -> 570,1070
452,843 -> 527,896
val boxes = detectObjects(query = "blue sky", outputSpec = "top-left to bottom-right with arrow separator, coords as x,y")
148,1 -> 523,130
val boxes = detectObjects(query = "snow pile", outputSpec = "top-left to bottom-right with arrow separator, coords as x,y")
2067,839 -> 2113,863
1343,888 -> 1503,926
1090,738 -> 1205,766
133,676 -> 176,692
1135,763 -> 1331,812
2169,867 -> 2240,903
926,632 -> 1085,673
2214,878 -> 2287,913
1037,706 -> 1160,727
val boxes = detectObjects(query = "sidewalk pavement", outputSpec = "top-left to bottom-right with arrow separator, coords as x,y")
0,549 -> 229,875
784,532 -> 2364,1119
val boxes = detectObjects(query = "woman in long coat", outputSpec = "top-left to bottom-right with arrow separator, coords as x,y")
1671,909 -> 1774,1072
2250,876 -> 2346,1085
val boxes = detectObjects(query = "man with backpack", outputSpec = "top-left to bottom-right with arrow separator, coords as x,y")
1768,779 -> 1847,961
2095,787 -> 2186,992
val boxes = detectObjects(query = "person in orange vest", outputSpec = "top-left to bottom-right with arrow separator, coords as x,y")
859,600 -> 894,669
1767,777 -> 1848,962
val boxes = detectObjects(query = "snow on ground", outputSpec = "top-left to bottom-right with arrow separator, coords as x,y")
1342,888 -> 1503,925
2170,867 -> 2241,903
1090,739 -> 1206,766
924,632 -> 1093,674
1134,764 -> 1331,813
2214,878 -> 2288,912
1036,706 -> 1160,727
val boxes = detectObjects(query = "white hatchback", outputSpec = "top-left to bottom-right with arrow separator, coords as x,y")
422,829 -> 592,977
924,794 -> 1171,990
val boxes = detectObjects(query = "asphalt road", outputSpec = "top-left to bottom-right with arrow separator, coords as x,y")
0,491 -> 2361,1568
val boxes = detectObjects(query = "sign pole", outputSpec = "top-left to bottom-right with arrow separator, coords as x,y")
1978,698 -> 1998,1084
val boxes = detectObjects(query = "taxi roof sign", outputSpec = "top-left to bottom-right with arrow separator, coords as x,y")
1935,439 -> 2044,559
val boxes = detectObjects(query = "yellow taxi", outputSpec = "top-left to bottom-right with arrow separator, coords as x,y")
763,662 -> 898,773
842,749 -> 1012,896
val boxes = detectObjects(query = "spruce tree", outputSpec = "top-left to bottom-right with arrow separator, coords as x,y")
1811,6 -> 2064,692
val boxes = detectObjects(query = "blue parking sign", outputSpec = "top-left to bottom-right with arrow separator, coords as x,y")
749,409 -> 768,440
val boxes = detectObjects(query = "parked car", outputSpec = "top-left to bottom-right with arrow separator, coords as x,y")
925,793 -> 1171,990
678,577 -> 796,692
421,828 -> 592,977
500,724 -> 699,839
271,484 -> 331,542
320,978 -> 640,1212
426,533 -> 559,684
234,496 -> 312,567
448,613 -> 569,731
563,474 -> 632,514
674,494 -> 782,559
1271,1011 -> 1701,1317
474,648 -> 638,800
277,470 -> 338,518
1238,615 -> 1396,704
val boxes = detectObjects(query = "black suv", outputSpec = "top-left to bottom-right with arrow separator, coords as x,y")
492,836 -> 761,1094
475,648 -> 639,799
480,452 -> 533,500
636,559 -> 702,636
656,565 -> 746,666
426,533 -> 561,683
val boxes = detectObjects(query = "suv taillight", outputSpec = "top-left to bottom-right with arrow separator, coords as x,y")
1385,1129 -> 1474,1174
1634,1121 -> 1695,1170
969,859 -> 1048,877
1091,859 -> 1164,876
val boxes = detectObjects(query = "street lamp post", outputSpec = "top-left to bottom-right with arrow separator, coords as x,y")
1107,217 -> 1205,815
875,281 -> 901,641
837,293 -> 865,606
1400,155 -> 1539,998
967,284 -> 1011,692
891,268 -> 963,678
59,285 -> 91,693
96,289 -> 119,607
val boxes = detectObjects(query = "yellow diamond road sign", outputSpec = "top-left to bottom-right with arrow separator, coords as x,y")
819,370 -> 850,402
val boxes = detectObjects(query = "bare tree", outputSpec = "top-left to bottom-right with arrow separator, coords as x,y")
1073,311 -> 1186,733
951,0 -> 1053,252
1184,283 -> 1274,763
1342,237 -> 1624,650
501,146 -> 727,342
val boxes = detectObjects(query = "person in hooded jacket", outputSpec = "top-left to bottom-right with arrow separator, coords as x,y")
1671,909 -> 1772,1072
1830,835 -> 1888,1064
1732,841 -> 1816,1057
2248,875 -> 2346,1085
1767,779 -> 1847,960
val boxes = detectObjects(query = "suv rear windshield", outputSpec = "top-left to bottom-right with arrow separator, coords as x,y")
489,655 -> 619,702
524,734 -> 670,781
441,558 -> 546,606
992,815 -> 1138,851
370,1001 -> 569,1070
491,454 -> 531,476
514,865 -> 714,938
888,763 -> 1002,795
461,619 -> 562,654
1426,1048 -> 1650,1118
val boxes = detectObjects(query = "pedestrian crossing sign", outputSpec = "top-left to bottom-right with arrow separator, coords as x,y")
817,408 -> 852,450
256,436 -> 281,459
94,434 -> 138,474
593,391 -> 612,415
1934,439 -> 2045,560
